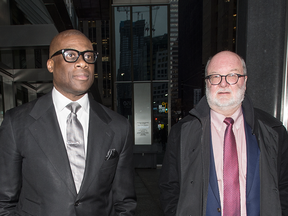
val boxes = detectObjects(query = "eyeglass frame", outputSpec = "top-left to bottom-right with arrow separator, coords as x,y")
50,49 -> 98,64
205,73 -> 246,85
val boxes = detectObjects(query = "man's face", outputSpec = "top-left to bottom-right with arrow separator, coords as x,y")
205,51 -> 247,116
47,34 -> 95,101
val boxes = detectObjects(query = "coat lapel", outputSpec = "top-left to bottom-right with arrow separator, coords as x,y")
28,92 -> 77,195
78,96 -> 114,197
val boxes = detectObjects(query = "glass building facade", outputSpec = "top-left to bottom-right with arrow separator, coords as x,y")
113,5 -> 169,156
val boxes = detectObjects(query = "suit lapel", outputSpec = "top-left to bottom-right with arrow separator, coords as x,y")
245,121 -> 260,196
28,92 -> 77,195
78,97 -> 114,197
209,138 -> 221,204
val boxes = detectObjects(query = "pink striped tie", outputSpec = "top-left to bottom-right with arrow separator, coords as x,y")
223,117 -> 240,216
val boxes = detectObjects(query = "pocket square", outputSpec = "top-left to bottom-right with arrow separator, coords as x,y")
105,149 -> 118,161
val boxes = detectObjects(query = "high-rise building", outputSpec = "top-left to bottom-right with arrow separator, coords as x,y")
169,0 -> 179,125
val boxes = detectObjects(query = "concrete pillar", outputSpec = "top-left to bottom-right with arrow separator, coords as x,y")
3,77 -> 15,112
236,0 -> 287,119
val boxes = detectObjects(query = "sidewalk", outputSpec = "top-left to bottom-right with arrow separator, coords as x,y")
135,167 -> 164,216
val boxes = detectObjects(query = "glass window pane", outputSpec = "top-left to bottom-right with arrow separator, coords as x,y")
132,6 -> 150,81
101,20 -> 111,99
116,83 -> 133,125
152,6 -> 168,80
152,82 -> 168,152
115,7 -> 132,81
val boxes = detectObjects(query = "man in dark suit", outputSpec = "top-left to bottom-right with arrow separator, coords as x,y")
0,29 -> 137,215
159,51 -> 288,215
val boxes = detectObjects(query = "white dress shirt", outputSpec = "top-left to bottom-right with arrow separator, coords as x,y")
52,87 -> 90,156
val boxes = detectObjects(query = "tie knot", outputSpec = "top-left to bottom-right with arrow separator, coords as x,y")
66,102 -> 81,114
224,117 -> 234,126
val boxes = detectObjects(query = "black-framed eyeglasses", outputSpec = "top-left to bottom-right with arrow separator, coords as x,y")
205,73 -> 246,85
50,49 -> 98,64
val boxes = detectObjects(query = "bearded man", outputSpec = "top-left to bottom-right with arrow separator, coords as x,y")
159,51 -> 288,216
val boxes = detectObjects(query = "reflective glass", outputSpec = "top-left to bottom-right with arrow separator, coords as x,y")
132,6 -> 150,81
115,7 -> 131,81
152,82 -> 168,152
116,83 -> 133,125
152,6 -> 168,80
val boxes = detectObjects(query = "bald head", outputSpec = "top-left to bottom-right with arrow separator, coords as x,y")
49,29 -> 90,58
205,51 -> 247,76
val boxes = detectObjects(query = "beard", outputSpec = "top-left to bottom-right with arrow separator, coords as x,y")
206,84 -> 246,112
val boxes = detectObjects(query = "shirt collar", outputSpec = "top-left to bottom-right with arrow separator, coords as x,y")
52,87 -> 89,113
211,106 -> 243,131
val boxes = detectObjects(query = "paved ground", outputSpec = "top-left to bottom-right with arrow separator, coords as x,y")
135,168 -> 165,216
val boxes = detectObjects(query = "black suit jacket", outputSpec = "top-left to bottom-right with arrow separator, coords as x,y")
0,91 -> 137,216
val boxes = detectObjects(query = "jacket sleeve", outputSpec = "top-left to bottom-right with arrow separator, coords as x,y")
276,125 -> 288,216
112,121 -> 137,215
0,111 -> 22,215
159,127 -> 180,216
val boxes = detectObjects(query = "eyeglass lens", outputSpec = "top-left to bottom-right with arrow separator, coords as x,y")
209,74 -> 240,85
64,50 -> 96,63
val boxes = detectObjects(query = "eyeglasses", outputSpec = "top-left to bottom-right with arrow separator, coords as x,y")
50,49 -> 98,64
205,73 -> 246,85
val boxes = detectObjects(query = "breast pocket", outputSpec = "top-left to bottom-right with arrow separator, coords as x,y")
98,156 -> 119,186
100,155 -> 119,170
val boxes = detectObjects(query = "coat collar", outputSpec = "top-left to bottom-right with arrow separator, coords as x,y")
189,94 -> 255,132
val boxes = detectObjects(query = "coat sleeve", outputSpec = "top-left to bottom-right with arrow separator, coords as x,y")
159,126 -> 180,216
0,111 -> 22,215
112,120 -> 137,215
276,125 -> 288,216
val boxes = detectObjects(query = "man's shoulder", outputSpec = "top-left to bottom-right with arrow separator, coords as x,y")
254,107 -> 283,128
5,93 -> 52,121
89,98 -> 129,125
6,98 -> 38,117
171,113 -> 202,133
100,103 -> 127,120
178,114 -> 199,124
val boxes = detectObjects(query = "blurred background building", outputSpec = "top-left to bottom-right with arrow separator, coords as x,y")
0,0 -> 288,168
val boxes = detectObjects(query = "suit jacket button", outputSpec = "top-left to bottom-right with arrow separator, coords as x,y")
75,201 -> 80,206
217,208 -> 221,212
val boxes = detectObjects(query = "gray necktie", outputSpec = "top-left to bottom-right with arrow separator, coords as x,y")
66,102 -> 85,192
